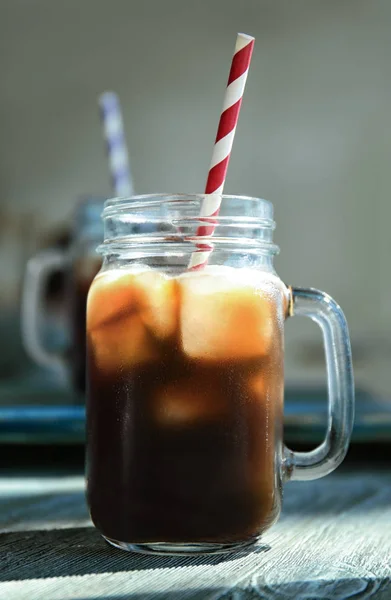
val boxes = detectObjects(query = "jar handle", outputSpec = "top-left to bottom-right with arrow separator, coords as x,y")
283,287 -> 355,481
21,249 -> 69,382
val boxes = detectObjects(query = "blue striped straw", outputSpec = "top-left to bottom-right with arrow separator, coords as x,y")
99,91 -> 134,197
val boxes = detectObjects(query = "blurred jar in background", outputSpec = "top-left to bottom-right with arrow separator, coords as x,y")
21,197 -> 104,398
0,208 -> 38,380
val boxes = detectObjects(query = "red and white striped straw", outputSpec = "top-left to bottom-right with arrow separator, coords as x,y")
188,33 -> 255,270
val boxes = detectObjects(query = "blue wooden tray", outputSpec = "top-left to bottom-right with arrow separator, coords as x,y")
0,383 -> 389,444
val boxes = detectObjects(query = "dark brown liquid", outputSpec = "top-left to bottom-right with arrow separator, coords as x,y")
86,269 -> 284,545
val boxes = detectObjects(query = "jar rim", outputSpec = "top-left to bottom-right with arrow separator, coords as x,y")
100,194 -> 279,257
103,193 -> 273,218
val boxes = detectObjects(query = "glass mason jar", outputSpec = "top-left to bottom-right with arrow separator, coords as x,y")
21,197 -> 104,395
86,194 -> 354,555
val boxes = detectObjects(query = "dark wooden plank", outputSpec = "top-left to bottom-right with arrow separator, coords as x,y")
0,489 -> 89,533
0,471 -> 390,599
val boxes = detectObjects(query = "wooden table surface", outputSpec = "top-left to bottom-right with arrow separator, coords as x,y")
0,468 -> 390,599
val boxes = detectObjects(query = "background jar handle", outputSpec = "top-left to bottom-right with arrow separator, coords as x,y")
21,249 -> 69,382
283,287 -> 355,482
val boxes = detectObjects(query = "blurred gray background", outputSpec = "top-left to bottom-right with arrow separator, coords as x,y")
0,0 -> 390,397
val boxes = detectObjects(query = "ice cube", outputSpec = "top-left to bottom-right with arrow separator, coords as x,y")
87,270 -> 141,331
87,268 -> 179,373
153,378 -> 226,426
89,314 -> 160,374
134,270 -> 179,340
179,268 -> 277,361
88,268 -> 178,336
249,372 -> 268,401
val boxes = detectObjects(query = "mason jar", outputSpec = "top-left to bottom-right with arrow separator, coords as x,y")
86,194 -> 354,555
21,197 -> 104,395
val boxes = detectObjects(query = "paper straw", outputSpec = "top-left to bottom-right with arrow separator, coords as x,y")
99,91 -> 134,197
188,33 -> 255,270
